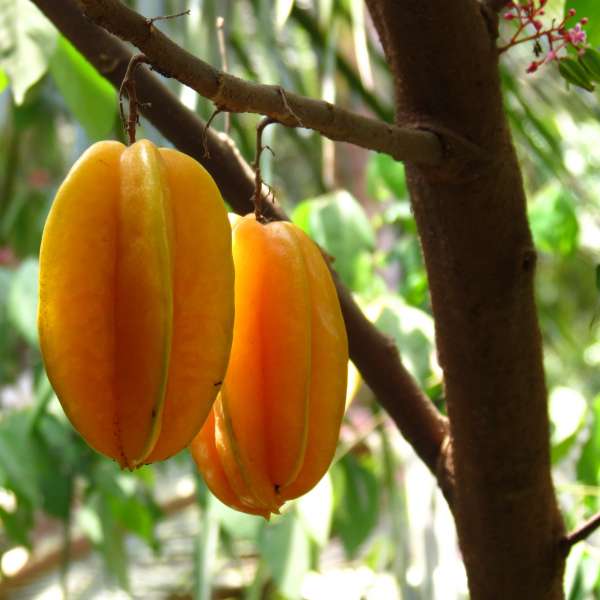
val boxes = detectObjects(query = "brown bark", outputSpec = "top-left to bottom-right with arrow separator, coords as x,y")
366,1 -> 565,598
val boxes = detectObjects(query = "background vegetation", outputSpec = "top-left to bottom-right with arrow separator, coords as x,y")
0,0 -> 600,597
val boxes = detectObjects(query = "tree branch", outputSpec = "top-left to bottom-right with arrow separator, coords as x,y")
73,0 -> 445,165
33,0 -> 451,490
561,512 -> 600,553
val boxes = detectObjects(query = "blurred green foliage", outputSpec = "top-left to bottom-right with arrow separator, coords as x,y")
0,0 -> 598,598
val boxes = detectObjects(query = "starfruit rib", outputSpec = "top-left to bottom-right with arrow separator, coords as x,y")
192,409 -> 270,518
145,148 -> 234,462
115,140 -> 174,468
280,225 -> 348,500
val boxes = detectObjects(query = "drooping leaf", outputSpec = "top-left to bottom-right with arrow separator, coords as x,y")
49,35 -> 116,141
258,510 -> 311,599
528,185 -> 579,256
558,57 -> 595,92
549,386 -> 587,463
7,258 -> 39,347
275,0 -> 295,30
292,190 -> 376,291
296,472 -> 333,547
0,68 -> 8,94
331,453 -> 379,558
0,0 -> 57,104
579,48 -> 600,83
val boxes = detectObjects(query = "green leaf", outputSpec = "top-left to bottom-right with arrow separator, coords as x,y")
292,190 -> 376,291
528,185 -> 579,256
579,48 -> 600,83
549,386 -> 587,463
558,58 -> 595,92
0,411 -> 41,506
296,472 -> 333,547
576,396 -> 600,490
49,35 -> 116,141
331,454 -> 379,558
7,258 -> 39,347
0,0 -> 57,104
0,68 -> 8,94
366,153 -> 407,201
366,294 -> 436,385
258,510 -> 311,599
275,0 -> 295,30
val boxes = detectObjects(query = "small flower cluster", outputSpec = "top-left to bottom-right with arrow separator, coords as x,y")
500,1 -> 589,73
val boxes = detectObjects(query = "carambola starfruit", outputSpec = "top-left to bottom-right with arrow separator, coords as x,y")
38,139 -> 234,469
190,214 -> 348,518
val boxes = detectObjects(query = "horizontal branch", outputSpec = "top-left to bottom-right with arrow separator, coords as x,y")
76,0 -> 443,165
34,0 -> 451,492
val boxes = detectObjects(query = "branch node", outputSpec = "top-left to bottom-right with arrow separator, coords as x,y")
277,86 -> 304,128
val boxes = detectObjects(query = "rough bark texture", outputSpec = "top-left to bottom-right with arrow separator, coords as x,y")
366,1 -> 565,598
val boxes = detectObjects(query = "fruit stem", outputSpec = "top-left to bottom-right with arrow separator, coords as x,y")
252,117 -> 277,223
119,53 -> 151,145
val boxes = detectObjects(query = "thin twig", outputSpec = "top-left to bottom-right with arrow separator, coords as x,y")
146,9 -> 190,28
252,117 -> 277,222
216,16 -> 231,135
119,53 -> 151,144
202,108 -> 223,158
561,512 -> 600,553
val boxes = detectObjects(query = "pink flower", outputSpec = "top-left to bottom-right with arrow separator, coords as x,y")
568,23 -> 587,45
545,50 -> 557,63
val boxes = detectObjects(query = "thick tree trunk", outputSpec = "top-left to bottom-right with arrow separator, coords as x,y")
366,1 -> 566,598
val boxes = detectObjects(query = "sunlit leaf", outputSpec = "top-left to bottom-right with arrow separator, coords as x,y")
49,35 -> 116,140
558,58 -> 595,92
549,386 -> 587,462
0,68 -> 8,95
349,0 -> 373,89
292,190 -> 376,291
367,152 -> 407,200
7,258 -> 39,348
259,510 -> 311,598
331,454 -> 379,558
528,185 -> 579,256
0,0 -> 57,104
296,472 -> 333,546
275,0 -> 295,30
365,294 -> 437,385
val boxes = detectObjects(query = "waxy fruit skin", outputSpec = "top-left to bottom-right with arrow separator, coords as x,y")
191,214 -> 348,517
38,140 -> 234,469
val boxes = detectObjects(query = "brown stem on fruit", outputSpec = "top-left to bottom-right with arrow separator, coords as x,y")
560,512 -> 600,553
252,117 -> 277,223
119,53 -> 151,144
